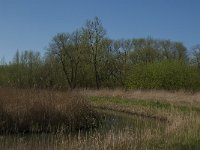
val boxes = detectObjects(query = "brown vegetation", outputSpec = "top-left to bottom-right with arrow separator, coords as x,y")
0,88 -> 98,134
1,88 -> 200,149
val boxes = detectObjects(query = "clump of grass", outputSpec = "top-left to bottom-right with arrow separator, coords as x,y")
0,88 -> 99,134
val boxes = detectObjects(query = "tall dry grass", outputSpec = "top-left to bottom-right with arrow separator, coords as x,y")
80,89 -> 200,106
80,89 -> 200,149
0,88 -> 98,134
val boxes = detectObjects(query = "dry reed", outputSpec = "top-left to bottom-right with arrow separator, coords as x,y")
0,88 -> 98,134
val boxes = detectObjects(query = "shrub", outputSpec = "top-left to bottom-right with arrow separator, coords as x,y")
126,60 -> 200,91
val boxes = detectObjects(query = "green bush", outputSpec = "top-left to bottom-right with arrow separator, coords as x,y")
126,60 -> 200,91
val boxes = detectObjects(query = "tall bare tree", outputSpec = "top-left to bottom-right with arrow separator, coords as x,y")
130,38 -> 161,64
82,17 -> 106,89
48,31 -> 82,89
192,45 -> 200,69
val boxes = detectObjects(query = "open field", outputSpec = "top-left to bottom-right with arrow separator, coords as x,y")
0,88 -> 200,149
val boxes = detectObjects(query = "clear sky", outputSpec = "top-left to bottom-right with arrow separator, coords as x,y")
0,0 -> 200,62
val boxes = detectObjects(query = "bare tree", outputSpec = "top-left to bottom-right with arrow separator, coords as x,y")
131,38 -> 161,64
192,45 -> 200,69
174,42 -> 187,61
110,39 -> 133,86
48,31 -> 82,89
82,17 -> 106,89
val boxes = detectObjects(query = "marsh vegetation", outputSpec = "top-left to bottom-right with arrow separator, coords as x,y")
1,17 -> 200,149
0,88 -> 98,134
0,88 -> 200,149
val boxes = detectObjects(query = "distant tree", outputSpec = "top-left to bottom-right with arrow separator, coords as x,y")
192,45 -> 200,69
82,17 -> 107,89
130,38 -> 161,64
130,38 -> 187,64
174,42 -> 187,61
0,57 -> 8,86
42,53 -> 66,88
11,50 -> 23,87
159,40 -> 176,60
9,50 -> 42,88
0,17 -> 193,90
109,39 -> 133,86
0,57 -> 6,65
48,30 -> 83,89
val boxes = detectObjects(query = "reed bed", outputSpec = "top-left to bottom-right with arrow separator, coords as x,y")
1,88 -> 200,149
0,88 -> 98,134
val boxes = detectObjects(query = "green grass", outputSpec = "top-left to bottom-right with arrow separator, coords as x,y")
90,96 -> 171,108
90,96 -> 200,114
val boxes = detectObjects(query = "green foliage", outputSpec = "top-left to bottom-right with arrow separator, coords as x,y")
0,65 -> 9,86
0,18 -> 199,90
126,60 -> 200,91
6,50 -> 45,88
90,96 -> 172,110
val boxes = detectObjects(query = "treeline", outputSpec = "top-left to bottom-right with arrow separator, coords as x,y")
1,17 -> 200,90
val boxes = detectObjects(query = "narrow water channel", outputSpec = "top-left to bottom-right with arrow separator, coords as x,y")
97,109 -> 166,132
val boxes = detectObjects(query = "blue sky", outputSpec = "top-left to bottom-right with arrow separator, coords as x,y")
0,0 -> 200,62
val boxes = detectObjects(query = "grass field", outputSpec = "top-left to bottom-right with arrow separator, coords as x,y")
0,88 -> 200,149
